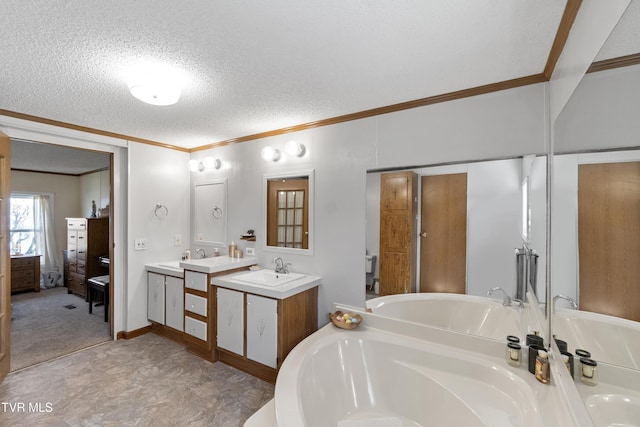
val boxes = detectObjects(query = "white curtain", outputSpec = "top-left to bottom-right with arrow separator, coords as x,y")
33,195 -> 59,279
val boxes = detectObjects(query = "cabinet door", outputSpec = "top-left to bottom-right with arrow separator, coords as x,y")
246,294 -> 278,368
165,275 -> 184,331
216,288 -> 244,355
147,272 -> 165,324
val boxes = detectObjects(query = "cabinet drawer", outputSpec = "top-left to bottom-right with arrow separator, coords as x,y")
76,261 -> 86,275
11,268 -> 34,280
185,271 -> 208,292
185,293 -> 207,317
67,219 -> 87,231
185,316 -> 207,341
11,257 -> 35,268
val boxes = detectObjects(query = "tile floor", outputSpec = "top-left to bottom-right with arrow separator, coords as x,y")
0,333 -> 274,426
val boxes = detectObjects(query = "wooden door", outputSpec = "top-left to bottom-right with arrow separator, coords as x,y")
379,171 -> 417,295
420,173 -> 467,293
267,178 -> 309,249
578,162 -> 640,322
0,132 -> 11,382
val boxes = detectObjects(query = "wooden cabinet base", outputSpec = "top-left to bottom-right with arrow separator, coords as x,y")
217,349 -> 277,384
150,322 -> 186,346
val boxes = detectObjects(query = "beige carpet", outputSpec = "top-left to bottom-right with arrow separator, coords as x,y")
10,286 -> 111,371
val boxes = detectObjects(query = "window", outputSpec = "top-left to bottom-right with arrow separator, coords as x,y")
10,194 -> 37,255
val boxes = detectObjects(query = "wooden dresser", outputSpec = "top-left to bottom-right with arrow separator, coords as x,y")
10,255 -> 41,293
65,217 -> 109,299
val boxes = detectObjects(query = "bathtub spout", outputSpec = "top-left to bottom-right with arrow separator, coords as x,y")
553,294 -> 578,312
486,286 -> 512,306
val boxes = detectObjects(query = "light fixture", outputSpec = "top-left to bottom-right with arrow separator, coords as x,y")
188,157 -> 222,172
128,70 -> 182,106
261,146 -> 281,162
285,140 -> 306,157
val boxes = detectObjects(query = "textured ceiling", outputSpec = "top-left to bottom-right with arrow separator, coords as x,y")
1,1 -> 638,155
10,140 -> 110,175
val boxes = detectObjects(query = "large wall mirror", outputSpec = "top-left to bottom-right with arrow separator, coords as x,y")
192,179 -> 227,247
263,169 -> 314,254
365,155 -> 547,342
551,4 -> 640,372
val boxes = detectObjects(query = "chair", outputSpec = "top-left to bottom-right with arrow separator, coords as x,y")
88,275 -> 109,322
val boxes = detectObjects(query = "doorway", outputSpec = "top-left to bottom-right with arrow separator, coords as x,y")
9,139 -> 114,371
419,173 -> 467,294
578,161 -> 640,322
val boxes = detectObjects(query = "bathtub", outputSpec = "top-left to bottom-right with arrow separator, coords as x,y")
366,293 -> 529,341
275,325 -> 543,426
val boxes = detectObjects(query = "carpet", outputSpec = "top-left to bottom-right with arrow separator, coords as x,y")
10,286 -> 111,371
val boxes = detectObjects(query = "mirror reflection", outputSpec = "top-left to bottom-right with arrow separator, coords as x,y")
553,56 -> 640,370
193,180 -> 227,246
263,169 -> 314,254
365,155 -> 547,342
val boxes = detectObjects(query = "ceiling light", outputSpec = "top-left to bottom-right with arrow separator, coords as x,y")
128,73 -> 182,106
285,141 -> 306,157
261,146 -> 281,162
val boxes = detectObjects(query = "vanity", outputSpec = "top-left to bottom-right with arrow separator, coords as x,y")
145,257 -> 320,383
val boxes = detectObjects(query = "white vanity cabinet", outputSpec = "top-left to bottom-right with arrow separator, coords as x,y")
246,294 -> 278,368
216,287 -> 244,355
147,272 -> 184,332
147,272 -> 165,324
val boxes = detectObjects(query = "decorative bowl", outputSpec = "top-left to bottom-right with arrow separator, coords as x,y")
329,311 -> 362,330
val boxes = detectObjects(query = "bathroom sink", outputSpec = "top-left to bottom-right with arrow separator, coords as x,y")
232,270 -> 305,287
158,261 -> 182,269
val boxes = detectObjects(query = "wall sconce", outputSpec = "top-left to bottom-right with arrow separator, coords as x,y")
261,146 -> 281,162
285,141 -> 306,157
188,157 -> 222,172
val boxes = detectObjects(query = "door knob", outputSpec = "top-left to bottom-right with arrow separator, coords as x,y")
420,232 -> 427,238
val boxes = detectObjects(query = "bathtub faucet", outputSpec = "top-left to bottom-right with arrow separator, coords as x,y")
273,257 -> 290,274
553,294 -> 578,312
486,286 -> 512,306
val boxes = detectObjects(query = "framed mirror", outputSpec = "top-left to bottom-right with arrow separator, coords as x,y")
192,179 -> 227,246
263,169 -> 314,255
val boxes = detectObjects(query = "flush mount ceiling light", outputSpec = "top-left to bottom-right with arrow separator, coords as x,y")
285,140 -> 306,157
261,146 -> 281,162
128,71 -> 182,106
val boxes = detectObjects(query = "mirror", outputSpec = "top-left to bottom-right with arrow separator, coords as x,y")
365,155 -> 547,342
193,179 -> 227,246
263,169 -> 314,254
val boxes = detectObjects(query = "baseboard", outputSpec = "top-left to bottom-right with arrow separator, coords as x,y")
116,325 -> 151,340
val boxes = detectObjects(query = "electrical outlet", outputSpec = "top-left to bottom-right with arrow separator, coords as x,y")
246,247 -> 255,256
174,234 -> 182,246
134,238 -> 148,251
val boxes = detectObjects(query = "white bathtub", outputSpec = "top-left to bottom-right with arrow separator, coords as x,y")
553,308 -> 640,369
275,326 -> 543,426
366,293 -> 528,341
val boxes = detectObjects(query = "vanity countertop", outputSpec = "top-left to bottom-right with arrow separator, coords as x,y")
211,270 -> 321,299
145,261 -> 184,277
146,256 -> 258,276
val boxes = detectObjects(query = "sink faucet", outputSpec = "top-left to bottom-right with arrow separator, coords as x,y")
273,257 -> 290,274
553,294 -> 578,312
196,248 -> 207,259
486,286 -> 512,306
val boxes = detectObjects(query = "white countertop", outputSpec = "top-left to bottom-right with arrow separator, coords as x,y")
145,255 -> 258,276
211,269 -> 321,299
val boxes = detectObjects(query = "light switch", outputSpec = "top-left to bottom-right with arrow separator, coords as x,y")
174,235 -> 182,246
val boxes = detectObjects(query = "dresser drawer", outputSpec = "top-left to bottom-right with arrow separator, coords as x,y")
185,316 -> 207,341
67,218 -> 87,231
11,257 -> 35,269
12,268 -> 34,280
185,293 -> 207,317
185,271 -> 208,292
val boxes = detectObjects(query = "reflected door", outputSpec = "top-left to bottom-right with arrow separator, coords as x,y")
420,173 -> 467,294
267,179 -> 309,249
578,162 -> 640,322
0,133 -> 10,383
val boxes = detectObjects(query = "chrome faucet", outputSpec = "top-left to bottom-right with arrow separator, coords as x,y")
486,286 -> 512,306
196,248 -> 207,259
273,257 -> 289,274
553,294 -> 578,312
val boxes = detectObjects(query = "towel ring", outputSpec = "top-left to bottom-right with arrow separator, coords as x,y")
154,203 -> 169,220
212,205 -> 223,220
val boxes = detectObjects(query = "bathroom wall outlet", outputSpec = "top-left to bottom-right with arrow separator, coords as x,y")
246,247 -> 255,256
134,238 -> 148,251
174,234 -> 182,246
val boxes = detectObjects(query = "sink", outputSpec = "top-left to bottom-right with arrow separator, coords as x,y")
232,270 -> 305,286
158,261 -> 182,269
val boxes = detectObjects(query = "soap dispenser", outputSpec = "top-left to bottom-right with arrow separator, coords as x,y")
228,241 -> 237,257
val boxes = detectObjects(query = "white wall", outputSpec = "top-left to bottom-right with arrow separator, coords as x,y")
80,169 -> 110,218
126,143 -> 190,332
191,83 -> 547,326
